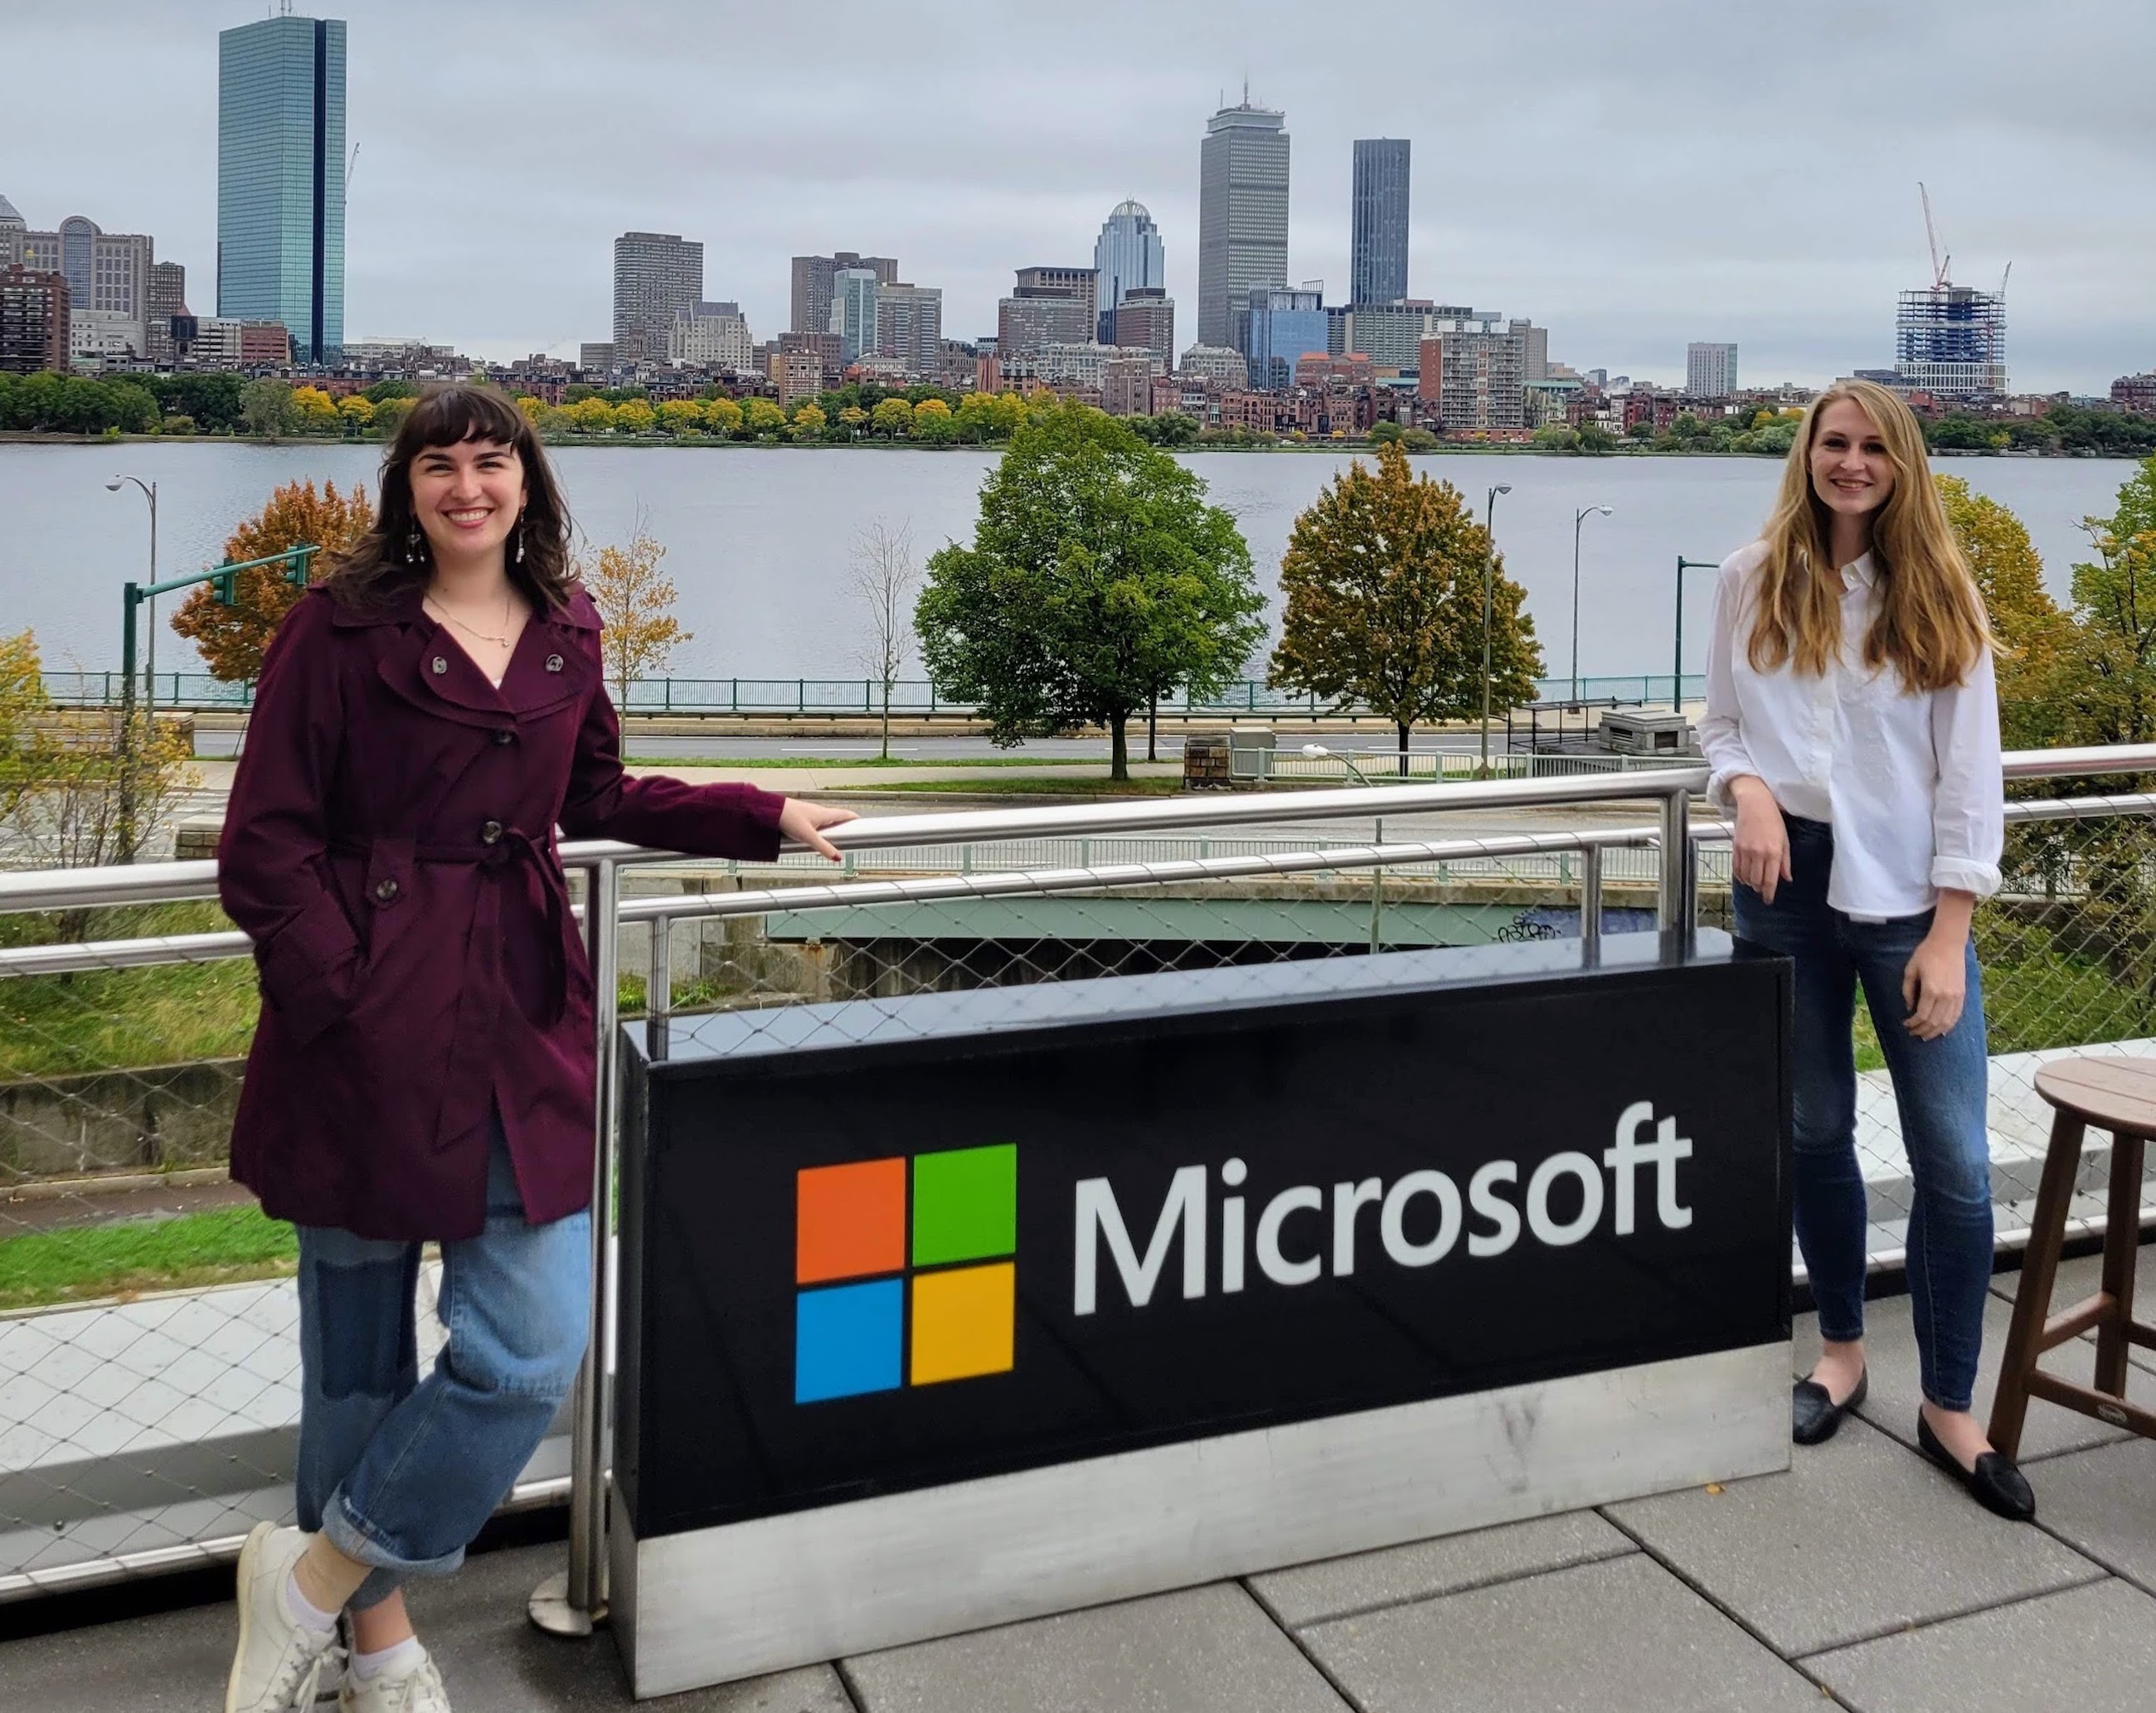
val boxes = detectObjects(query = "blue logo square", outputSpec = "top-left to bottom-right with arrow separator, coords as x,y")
794,1279 -> 904,1403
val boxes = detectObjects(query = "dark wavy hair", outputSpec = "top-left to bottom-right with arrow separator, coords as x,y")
321,383 -> 579,612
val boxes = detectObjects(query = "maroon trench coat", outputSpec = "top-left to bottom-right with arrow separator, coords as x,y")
217,585 -> 785,1240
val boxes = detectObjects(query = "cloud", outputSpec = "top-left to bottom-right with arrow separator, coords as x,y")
7,0 -> 2150,389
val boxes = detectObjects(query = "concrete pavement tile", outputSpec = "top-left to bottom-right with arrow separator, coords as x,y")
1299,1553 -> 1823,1713
1805,1578 -> 2156,1712
2020,1437 -> 2156,1594
841,1582 -> 1348,1713
1605,1414 -> 2103,1656
0,1541 -> 850,1711
1793,1298 -> 2154,1463
1247,1510 -> 1635,1628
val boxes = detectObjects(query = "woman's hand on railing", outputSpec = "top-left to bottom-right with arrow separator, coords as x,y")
779,799 -> 859,862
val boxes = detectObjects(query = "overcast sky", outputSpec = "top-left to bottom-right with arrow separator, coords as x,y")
7,1 -> 2152,391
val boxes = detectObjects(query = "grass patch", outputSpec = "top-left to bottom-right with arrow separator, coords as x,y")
0,1204 -> 296,1310
0,901 -> 258,1080
851,776 -> 1187,797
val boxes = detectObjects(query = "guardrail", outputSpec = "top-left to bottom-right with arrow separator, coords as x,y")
2,745 -> 2151,1616
37,672 -> 1714,719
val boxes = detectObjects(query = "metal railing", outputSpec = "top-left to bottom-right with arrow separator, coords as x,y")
36,671 -> 1712,719
2,748 -> 2152,1617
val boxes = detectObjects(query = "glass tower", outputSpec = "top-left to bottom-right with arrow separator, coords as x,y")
218,14 -> 346,362
1350,139 -> 1410,307
1091,201 -> 1165,344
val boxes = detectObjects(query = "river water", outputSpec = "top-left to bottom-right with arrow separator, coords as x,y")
1,443 -> 2139,682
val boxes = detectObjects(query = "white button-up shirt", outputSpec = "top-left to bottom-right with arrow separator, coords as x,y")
1699,541 -> 2003,921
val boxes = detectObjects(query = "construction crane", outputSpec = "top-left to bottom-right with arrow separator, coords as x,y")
344,143 -> 359,194
1919,182 -> 1951,289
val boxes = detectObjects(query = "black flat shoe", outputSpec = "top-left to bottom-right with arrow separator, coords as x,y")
1791,1368 -> 1867,1444
1916,1413 -> 2035,1521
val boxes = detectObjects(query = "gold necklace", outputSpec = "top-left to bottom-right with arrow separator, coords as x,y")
425,590 -> 513,649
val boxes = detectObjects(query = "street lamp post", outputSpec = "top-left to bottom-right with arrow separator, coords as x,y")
1477,483 -> 1513,775
1673,556 -> 1719,709
1571,504 -> 1614,701
106,476 -> 158,725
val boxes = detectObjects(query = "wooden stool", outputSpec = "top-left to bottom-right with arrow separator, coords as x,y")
1988,1055 -> 2156,1458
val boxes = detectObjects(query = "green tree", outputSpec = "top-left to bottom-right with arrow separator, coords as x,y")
612,398 -> 657,436
363,379 -> 420,405
148,371 -> 246,432
1368,420 -> 1405,444
871,396 -> 914,439
240,378 -> 299,439
741,397 -> 786,437
1532,423 -> 1579,452
1576,421 -> 1617,454
1270,442 -> 1543,774
915,402 -> 1265,779
789,402 -> 828,440
2057,456 -> 2156,746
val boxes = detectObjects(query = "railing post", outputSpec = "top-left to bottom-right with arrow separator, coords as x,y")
1581,843 -> 1603,954
1656,784 -> 1693,935
530,856 -> 620,1637
646,911 -> 673,1060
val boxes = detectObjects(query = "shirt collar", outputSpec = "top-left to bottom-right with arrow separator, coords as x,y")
1842,551 -> 1878,591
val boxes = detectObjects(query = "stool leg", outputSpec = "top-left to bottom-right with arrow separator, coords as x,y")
1989,1109 -> 2086,1459
2095,1127 -> 2148,1400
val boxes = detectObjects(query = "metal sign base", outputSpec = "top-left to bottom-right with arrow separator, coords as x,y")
527,1569 -> 605,1638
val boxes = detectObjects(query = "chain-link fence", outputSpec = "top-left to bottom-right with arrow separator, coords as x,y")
2,756 -> 2151,1604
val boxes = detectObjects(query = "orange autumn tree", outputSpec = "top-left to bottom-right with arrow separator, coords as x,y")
171,478 -> 375,682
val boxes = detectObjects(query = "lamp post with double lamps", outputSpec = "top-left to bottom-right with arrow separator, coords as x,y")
1571,504 -> 1614,701
1476,483 -> 1513,775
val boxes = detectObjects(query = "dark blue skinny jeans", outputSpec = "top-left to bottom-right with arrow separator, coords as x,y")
1734,815 -> 1993,1412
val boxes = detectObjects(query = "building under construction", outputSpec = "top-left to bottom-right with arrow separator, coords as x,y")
1896,284 -> 2007,396
1895,184 -> 2008,397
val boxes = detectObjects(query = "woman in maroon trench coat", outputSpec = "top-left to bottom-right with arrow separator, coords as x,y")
217,386 -> 853,1713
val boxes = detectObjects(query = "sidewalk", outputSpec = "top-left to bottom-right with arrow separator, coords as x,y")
3,1245 -> 2154,1711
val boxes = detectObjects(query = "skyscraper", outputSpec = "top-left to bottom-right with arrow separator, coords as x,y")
5,212 -> 153,357
1197,97 -> 1289,354
829,266 -> 879,362
1687,342 -> 1737,397
1350,139 -> 1410,307
218,12 -> 346,362
1092,201 -> 1165,343
789,252 -> 899,337
613,231 -> 702,363
147,260 -> 188,366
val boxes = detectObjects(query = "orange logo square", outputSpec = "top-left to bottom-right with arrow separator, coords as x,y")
796,1157 -> 906,1284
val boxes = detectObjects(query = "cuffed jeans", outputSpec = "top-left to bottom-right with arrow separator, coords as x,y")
1734,814 -> 1993,1412
294,1121 -> 590,1609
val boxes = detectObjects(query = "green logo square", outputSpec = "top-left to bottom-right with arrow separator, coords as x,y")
911,1143 -> 1017,1267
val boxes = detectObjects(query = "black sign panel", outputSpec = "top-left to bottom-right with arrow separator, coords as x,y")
616,932 -> 1789,1541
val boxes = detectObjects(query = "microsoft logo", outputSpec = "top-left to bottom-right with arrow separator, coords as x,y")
794,1143 -> 1017,1405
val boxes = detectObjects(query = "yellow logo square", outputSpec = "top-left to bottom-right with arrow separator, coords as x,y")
909,1262 -> 1015,1385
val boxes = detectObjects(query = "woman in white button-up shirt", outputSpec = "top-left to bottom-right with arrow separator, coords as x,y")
1702,379 -> 2032,1521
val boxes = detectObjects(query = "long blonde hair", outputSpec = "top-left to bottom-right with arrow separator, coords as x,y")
1746,378 -> 1988,692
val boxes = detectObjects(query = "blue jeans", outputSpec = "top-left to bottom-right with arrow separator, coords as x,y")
1734,815 -> 1994,1412
294,1123 -> 590,1609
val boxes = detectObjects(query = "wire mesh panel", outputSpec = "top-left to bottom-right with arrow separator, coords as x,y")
2,760 -> 2154,1599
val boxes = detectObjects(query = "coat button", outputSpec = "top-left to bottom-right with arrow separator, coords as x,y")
481,819 -> 504,845
430,656 -> 449,675
493,728 -> 514,745
372,877 -> 400,903
544,653 -> 564,673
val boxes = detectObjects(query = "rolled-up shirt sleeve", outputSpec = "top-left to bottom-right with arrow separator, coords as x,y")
1698,554 -> 1761,813
1930,646 -> 2004,898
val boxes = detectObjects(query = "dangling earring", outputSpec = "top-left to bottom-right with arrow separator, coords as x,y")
405,519 -> 426,565
509,514 -> 525,569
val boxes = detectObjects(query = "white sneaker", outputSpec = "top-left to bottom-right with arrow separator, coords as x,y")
338,1646 -> 450,1711
226,1522 -> 342,1713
